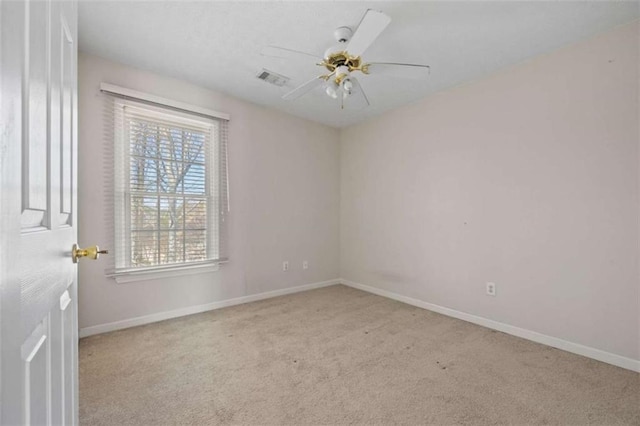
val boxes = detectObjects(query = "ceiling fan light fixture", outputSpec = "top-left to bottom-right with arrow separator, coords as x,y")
325,81 -> 339,99
335,65 -> 350,80
342,78 -> 354,95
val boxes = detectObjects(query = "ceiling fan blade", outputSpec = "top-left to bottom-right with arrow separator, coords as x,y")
346,9 -> 391,57
282,77 -> 324,100
342,77 -> 369,110
261,45 -> 321,61
365,62 -> 431,80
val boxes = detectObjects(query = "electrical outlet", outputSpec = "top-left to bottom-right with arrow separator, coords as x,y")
303,260 -> 308,270
282,261 -> 289,272
486,282 -> 496,296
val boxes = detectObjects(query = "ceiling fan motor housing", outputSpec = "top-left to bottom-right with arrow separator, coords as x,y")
334,26 -> 352,43
323,26 -> 363,72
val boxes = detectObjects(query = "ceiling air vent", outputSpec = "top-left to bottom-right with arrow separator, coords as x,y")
256,69 -> 290,87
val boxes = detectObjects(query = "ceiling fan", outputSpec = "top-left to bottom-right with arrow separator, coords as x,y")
261,9 -> 431,109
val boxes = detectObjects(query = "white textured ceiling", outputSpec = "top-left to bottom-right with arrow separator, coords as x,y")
78,1 -> 639,128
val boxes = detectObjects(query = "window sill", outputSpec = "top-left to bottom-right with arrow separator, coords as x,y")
112,262 -> 221,284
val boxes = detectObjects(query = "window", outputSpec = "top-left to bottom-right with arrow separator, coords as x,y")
111,99 -> 228,277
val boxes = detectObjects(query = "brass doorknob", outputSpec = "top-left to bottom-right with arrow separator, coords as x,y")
72,244 -> 109,263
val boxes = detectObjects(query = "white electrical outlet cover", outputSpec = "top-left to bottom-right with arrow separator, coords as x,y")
486,282 -> 496,296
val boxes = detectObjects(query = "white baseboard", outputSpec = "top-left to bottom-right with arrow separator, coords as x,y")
340,279 -> 640,373
80,277 -> 639,373
79,278 -> 340,338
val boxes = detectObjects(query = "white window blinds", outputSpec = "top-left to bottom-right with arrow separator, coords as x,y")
111,99 -> 228,274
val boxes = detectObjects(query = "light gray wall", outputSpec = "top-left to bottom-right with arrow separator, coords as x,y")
78,53 -> 340,329
79,22 -> 639,364
340,22 -> 639,360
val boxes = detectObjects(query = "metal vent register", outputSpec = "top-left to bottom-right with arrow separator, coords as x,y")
256,69 -> 290,87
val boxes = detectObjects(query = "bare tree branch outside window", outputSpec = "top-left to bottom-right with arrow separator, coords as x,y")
129,119 -> 208,267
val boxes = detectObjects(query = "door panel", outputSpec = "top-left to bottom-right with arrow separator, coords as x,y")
50,297 -> 63,425
21,319 -> 50,426
60,16 -> 74,226
22,0 -> 49,230
61,290 -> 76,426
1,0 -> 79,425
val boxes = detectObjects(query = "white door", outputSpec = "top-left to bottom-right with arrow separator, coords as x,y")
1,0 -> 80,424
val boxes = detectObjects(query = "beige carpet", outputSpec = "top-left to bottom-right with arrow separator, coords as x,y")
80,285 -> 639,425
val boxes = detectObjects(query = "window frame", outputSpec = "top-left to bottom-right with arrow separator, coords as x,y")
111,99 -> 222,282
